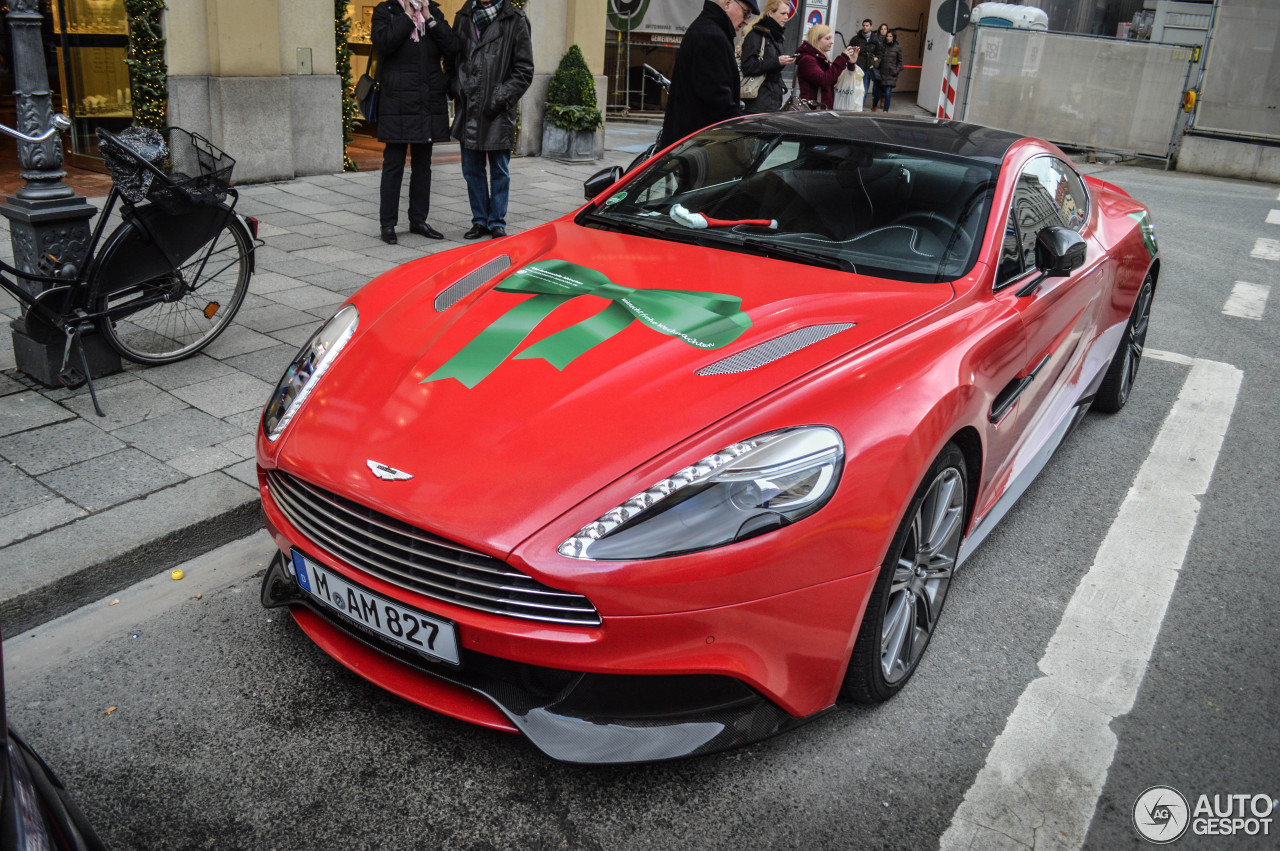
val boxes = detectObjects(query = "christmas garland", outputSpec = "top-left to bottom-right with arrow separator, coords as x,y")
124,0 -> 167,129
336,0 -> 359,171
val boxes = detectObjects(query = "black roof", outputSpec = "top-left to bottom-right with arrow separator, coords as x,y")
721,112 -> 1025,165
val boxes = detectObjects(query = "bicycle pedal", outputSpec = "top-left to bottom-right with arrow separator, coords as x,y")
58,367 -> 87,389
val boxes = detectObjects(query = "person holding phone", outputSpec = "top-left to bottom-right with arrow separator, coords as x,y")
796,25 -> 857,110
740,0 -> 796,114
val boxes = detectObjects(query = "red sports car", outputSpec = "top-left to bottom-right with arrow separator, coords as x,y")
257,113 -> 1158,764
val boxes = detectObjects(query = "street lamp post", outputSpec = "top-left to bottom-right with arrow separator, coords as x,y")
2,0 -> 119,386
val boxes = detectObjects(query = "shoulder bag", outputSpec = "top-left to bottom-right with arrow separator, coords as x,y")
739,35 -> 768,100
355,48 -> 380,122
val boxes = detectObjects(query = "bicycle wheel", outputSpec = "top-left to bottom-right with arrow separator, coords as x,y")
95,218 -> 250,364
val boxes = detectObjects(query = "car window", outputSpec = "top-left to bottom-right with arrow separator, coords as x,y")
997,209 -> 1022,286
581,129 -> 999,284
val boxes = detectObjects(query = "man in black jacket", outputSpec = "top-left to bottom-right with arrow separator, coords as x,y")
657,0 -> 759,150
849,18 -> 880,108
372,0 -> 459,244
447,0 -> 534,239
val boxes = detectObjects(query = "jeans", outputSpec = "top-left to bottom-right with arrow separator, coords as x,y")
460,147 -> 512,230
380,142 -> 433,228
872,84 -> 893,110
862,70 -> 874,106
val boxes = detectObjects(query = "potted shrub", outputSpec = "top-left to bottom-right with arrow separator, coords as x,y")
542,45 -> 602,162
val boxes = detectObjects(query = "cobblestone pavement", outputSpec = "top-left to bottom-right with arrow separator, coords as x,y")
0,141 -> 633,635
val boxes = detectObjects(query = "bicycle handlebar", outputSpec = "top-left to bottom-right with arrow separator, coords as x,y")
642,64 -> 671,91
0,113 -> 71,144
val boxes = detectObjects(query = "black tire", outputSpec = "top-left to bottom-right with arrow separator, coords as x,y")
843,443 -> 968,704
96,220 -> 251,364
1093,274 -> 1154,414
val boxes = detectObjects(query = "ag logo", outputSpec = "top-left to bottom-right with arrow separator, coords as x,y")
1133,786 -> 1190,844
608,0 -> 650,31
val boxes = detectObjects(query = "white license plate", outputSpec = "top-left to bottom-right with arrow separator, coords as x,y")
291,551 -> 460,666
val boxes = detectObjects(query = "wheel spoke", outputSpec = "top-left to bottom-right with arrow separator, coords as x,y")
881,592 -> 912,679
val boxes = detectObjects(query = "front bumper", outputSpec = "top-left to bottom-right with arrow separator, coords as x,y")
261,551 -> 825,764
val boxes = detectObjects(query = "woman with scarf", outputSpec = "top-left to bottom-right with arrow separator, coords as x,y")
371,0 -> 459,244
871,29 -> 903,112
740,0 -> 796,114
796,24 -> 858,110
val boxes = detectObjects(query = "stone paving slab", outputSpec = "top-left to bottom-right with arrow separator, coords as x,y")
0,148 -> 630,636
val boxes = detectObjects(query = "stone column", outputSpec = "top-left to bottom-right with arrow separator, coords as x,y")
2,0 -> 117,385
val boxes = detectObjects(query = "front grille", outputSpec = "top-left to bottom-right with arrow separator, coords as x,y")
266,470 -> 601,626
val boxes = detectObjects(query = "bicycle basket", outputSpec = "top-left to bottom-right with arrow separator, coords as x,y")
98,126 -> 236,214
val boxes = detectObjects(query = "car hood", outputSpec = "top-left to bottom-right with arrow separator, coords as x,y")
271,222 -> 954,555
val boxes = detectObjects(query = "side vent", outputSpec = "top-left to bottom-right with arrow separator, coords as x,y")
434,255 -> 511,312
696,323 -> 855,376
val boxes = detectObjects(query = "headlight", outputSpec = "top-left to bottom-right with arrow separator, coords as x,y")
559,427 -> 843,560
262,305 -> 358,441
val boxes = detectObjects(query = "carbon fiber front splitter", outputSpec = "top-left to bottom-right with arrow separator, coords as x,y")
261,552 -> 825,764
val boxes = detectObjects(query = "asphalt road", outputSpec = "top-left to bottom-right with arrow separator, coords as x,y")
3,162 -> 1277,850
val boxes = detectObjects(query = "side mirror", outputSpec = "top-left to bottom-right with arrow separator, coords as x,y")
1017,226 -> 1086,297
1033,226 -> 1087,277
583,166 -> 623,202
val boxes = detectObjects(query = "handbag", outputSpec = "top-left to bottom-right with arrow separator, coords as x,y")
739,35 -> 768,100
781,93 -> 822,113
356,48 -> 380,122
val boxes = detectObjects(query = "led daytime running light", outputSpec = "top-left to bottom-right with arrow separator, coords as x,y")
558,439 -> 761,558
266,307 -> 358,441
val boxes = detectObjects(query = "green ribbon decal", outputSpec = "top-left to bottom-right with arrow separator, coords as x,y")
423,259 -> 752,388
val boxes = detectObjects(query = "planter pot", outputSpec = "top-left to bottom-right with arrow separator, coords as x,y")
542,124 -> 598,162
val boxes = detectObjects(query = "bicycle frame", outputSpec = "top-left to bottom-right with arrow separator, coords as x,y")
0,184 -> 245,338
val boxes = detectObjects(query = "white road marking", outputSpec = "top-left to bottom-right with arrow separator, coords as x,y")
1222,281 -> 1270,319
1267,209 -> 1280,225
1251,238 -> 1280,260
940,351 -> 1242,851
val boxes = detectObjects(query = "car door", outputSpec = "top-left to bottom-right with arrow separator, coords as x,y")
988,155 -> 1106,483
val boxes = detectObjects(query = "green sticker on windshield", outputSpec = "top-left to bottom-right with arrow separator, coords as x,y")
605,192 -> 626,205
423,259 -> 752,388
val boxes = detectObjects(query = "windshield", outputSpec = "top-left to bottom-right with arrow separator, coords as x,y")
579,129 -> 999,283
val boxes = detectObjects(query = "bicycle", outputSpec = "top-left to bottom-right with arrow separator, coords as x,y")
0,116 -> 258,416
625,64 -> 672,174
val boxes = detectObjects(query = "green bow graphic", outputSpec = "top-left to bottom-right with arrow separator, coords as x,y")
423,259 -> 752,388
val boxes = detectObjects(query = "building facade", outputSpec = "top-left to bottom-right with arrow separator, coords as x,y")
158,0 -> 605,183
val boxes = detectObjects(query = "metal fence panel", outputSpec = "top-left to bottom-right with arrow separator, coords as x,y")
959,27 -> 1192,159
1193,0 -> 1280,141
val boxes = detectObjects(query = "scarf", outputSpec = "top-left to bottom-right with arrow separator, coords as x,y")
473,0 -> 501,34
398,0 -> 427,42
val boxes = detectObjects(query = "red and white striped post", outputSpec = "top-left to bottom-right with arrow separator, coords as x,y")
937,46 -> 960,119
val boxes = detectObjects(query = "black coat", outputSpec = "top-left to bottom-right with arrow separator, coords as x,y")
879,41 -> 904,87
371,0 -> 459,144
850,30 -> 881,73
658,1 -> 742,149
446,0 -> 535,151
740,16 -> 787,114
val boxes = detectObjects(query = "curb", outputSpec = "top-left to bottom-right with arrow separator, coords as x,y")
0,472 -> 263,636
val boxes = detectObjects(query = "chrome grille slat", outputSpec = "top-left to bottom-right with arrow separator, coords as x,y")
274,475 -> 523,580
267,471 -> 601,626
281,473 -> 504,563
270,486 -> 573,599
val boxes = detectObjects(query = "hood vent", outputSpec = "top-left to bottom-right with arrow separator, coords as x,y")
697,323 -> 855,376
434,254 -> 511,312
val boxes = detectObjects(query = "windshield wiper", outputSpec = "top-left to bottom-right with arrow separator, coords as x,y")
579,211 -> 669,238
693,231 -> 856,273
